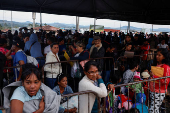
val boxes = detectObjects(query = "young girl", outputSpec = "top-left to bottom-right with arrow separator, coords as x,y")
53,73 -> 77,113
4,63 -> 61,113
149,48 -> 170,113
128,72 -> 144,101
129,72 -> 144,94
141,71 -> 150,105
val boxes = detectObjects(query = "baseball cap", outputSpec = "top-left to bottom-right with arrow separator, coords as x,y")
12,40 -> 22,48
93,36 -> 101,40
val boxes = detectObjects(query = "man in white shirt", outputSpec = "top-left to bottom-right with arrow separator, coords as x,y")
157,39 -> 169,50
44,37 -> 54,56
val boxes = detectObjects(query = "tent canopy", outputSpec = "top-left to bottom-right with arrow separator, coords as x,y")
1,0 -> 170,25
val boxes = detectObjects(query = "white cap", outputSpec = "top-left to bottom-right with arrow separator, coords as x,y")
141,72 -> 150,78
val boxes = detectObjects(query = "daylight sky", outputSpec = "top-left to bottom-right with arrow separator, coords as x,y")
1,10 -> 170,29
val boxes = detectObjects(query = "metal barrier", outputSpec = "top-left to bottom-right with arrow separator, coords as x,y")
42,57 -> 114,91
114,53 -> 157,73
1,65 -> 21,108
106,76 -> 170,113
3,65 -> 22,83
62,90 -> 104,113
3,56 -> 170,113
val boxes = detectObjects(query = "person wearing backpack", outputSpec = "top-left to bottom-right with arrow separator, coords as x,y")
5,40 -> 27,83
24,33 -> 44,68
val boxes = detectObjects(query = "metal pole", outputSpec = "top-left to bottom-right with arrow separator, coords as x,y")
120,23 -> 121,31
128,21 -> 130,33
40,8 -> 42,29
94,18 -> 96,33
76,16 -> 79,32
11,11 -> 13,32
32,12 -> 36,28
152,24 -> 153,32
3,10 -> 4,27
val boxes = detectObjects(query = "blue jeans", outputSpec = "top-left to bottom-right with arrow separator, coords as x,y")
36,57 -> 45,68
45,78 -> 57,89
103,70 -> 111,84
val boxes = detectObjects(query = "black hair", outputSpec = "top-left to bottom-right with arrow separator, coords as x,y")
134,34 -> 138,37
50,42 -> 59,48
126,34 -> 131,37
110,71 -> 122,84
21,63 -> 41,81
140,66 -> 149,73
24,33 -> 30,38
24,27 -> 28,30
58,38 -> 64,42
48,37 -> 54,42
129,60 -> 139,70
153,48 -> 170,66
126,42 -> 132,46
84,61 -> 98,72
109,43 -> 116,49
130,108 -> 140,113
0,38 -> 7,45
13,36 -> 21,41
54,73 -> 67,86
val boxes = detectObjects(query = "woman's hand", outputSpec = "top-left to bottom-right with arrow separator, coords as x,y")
107,84 -> 115,91
65,107 -> 77,113
69,107 -> 77,113
32,96 -> 45,113
96,74 -> 102,80
39,96 -> 45,112
106,47 -> 110,53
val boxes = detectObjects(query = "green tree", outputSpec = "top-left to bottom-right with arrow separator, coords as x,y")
35,23 -> 40,27
0,24 -> 2,30
28,23 -> 33,27
4,23 -> 8,29
44,23 -> 47,26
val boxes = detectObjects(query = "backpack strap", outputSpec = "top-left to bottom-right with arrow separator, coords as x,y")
21,50 -> 27,56
29,41 -> 36,54
83,50 -> 90,59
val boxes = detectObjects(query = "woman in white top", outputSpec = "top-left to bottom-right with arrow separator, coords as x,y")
44,43 -> 62,89
157,39 -> 169,50
79,61 -> 107,113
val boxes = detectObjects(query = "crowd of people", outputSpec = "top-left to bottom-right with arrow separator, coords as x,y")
0,27 -> 170,113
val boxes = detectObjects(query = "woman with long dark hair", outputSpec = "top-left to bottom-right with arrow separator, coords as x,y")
149,48 -> 170,113
53,73 -> 77,113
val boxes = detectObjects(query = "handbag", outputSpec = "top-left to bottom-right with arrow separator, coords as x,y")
71,53 -> 82,78
71,61 -> 82,78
